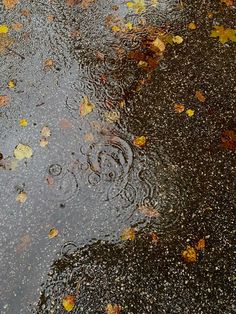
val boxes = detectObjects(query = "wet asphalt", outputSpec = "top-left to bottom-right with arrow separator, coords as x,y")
0,0 -> 235,313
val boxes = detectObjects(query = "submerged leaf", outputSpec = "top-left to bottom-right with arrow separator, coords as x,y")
127,0 -> 146,14
14,143 -> 33,160
62,295 -> 75,312
210,25 -> 236,44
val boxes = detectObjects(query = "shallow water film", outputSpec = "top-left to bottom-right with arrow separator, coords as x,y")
0,0 -> 235,313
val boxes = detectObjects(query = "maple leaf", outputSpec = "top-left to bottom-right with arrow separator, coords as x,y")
80,96 -> 95,116
3,0 -> 19,10
127,0 -> 146,14
62,295 -> 75,312
211,25 -> 236,44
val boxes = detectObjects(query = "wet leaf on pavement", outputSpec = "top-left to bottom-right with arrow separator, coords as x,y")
104,111 -> 120,123
127,0 -> 146,14
133,135 -> 147,148
186,109 -> 195,117
0,95 -> 10,107
195,239 -> 205,251
48,228 -> 59,239
62,295 -> 75,312
210,26 -> 236,44
3,0 -> 19,10
121,227 -> 136,241
14,144 -> 33,160
40,126 -> 51,137
16,191 -> 27,203
80,96 -> 95,116
181,245 -> 197,263
138,203 -> 160,218
220,0 -> 234,6
221,130 -> 236,150
106,303 -> 121,314
0,24 -> 9,34
19,119 -> 28,127
174,103 -> 185,113
195,90 -> 206,103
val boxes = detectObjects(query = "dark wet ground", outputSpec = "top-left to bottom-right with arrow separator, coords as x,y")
0,0 -> 236,313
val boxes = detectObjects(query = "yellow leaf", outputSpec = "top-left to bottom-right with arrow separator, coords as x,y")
62,295 -> 75,312
125,22 -> 133,31
43,58 -> 55,70
181,245 -> 197,263
188,22 -> 197,30
186,109 -> 195,117
111,25 -> 121,32
121,227 -> 135,241
14,143 -> 33,160
40,126 -> 51,137
16,191 -> 27,203
3,0 -> 19,9
104,111 -> 120,123
151,36 -> 165,52
151,0 -> 158,7
106,303 -> 121,314
173,35 -> 184,44
174,103 -> 185,113
127,0 -> 146,14
48,228 -> 59,239
8,80 -> 15,88
133,135 -> 147,148
80,96 -> 95,116
19,119 -> 28,127
0,24 -> 9,34
211,25 -> 236,44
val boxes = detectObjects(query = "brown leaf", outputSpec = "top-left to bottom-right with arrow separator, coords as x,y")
16,234 -> 31,252
0,95 -> 10,107
150,232 -> 159,244
138,203 -> 160,218
221,130 -> 236,150
220,0 -> 234,6
80,0 -> 95,8
43,58 -> 55,71
106,303 -> 121,314
195,239 -> 205,251
195,90 -> 206,103
121,227 -> 135,241
0,33 -> 14,53
66,0 -> 79,6
3,0 -> 19,10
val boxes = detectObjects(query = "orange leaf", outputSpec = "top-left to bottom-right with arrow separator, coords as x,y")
220,0 -> 234,6
62,295 -> 75,312
106,303 -> 121,314
195,239 -> 205,251
3,0 -> 19,10
138,203 -> 160,218
133,135 -> 147,148
121,227 -> 135,241
174,103 -> 185,113
0,95 -> 10,107
181,245 -> 197,263
195,90 -> 206,103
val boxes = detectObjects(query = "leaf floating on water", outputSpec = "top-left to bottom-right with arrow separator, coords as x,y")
39,138 -> 49,147
48,228 -> 59,239
221,130 -> 236,150
40,126 -> 51,137
80,96 -> 95,116
3,0 -> 19,10
14,143 -> 33,160
62,295 -> 75,312
195,239 -> 205,251
16,191 -> 27,203
133,135 -> 147,148
195,90 -> 206,103
0,24 -> 9,34
121,227 -> 135,241
126,0 -> 146,14
210,25 -> 236,44
104,111 -> 120,123
138,203 -> 160,218
181,245 -> 197,263
174,103 -> 185,113
19,119 -> 28,127
106,303 -> 121,314
0,95 -> 10,107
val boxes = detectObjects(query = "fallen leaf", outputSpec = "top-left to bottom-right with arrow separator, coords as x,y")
39,138 -> 49,147
188,22 -> 197,30
181,245 -> 197,263
47,15 -> 55,22
133,135 -> 147,148
46,175 -> 54,186
119,100 -> 126,108
16,191 -> 27,203
186,109 -> 195,117
151,36 -> 165,52
11,22 -> 23,31
80,0 -> 95,8
150,232 -> 159,244
8,80 -> 16,89
0,33 -> 14,53
43,58 -> 55,70
80,96 -> 95,116
40,126 -> 51,137
0,95 -> 10,107
0,24 -> 9,34
127,0 -> 146,14
195,90 -> 206,102
62,295 -> 75,312
21,8 -> 30,16
106,303 -> 121,314
174,103 -> 185,113
151,0 -> 158,6
220,0 -> 234,6
221,130 -> 236,150
195,239 -> 205,251
121,227 -> 135,241
16,234 -> 31,252
138,203 -> 160,218
173,35 -> 184,44
66,0 -> 79,6
104,111 -> 120,123
19,119 -> 28,127
210,25 -> 236,44
48,228 -> 59,239
3,0 -> 19,10
125,22 -> 133,31
84,132 -> 94,142
111,25 -> 121,32
96,51 -> 105,60
14,143 -> 33,160
59,118 -> 72,129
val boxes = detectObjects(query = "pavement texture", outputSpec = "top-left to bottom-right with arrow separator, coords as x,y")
0,0 -> 235,313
